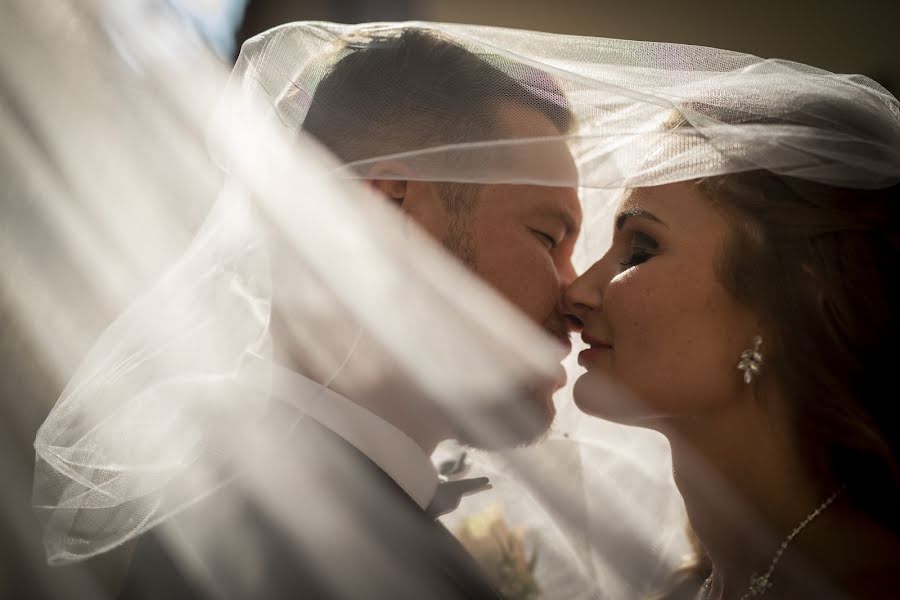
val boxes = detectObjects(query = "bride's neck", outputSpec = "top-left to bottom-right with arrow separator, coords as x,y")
661,401 -> 825,596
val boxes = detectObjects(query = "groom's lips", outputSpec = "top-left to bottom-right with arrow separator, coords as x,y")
546,333 -> 571,389
553,335 -> 572,357
543,325 -> 571,357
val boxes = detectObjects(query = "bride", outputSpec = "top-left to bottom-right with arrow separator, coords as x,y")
564,107 -> 900,598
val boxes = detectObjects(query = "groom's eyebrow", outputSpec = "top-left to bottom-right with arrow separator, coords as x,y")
534,205 -> 579,237
616,208 -> 666,230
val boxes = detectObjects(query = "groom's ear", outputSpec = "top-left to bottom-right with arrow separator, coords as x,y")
365,162 -> 410,210
365,162 -> 449,240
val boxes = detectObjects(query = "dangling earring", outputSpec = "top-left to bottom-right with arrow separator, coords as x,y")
737,335 -> 764,384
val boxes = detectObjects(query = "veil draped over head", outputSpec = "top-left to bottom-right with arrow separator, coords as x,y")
19,2 -> 900,599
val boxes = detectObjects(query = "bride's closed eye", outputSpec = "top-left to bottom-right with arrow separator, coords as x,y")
619,231 -> 658,269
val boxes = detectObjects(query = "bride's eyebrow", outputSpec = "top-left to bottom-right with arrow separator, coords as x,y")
615,208 -> 667,231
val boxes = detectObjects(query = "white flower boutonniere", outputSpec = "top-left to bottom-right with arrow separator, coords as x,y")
454,504 -> 541,600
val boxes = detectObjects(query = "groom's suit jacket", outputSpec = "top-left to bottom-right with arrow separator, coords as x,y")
117,412 -> 502,600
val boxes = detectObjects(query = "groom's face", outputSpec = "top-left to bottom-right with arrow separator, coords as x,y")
369,102 -> 580,447
373,102 -> 580,348
461,182 -> 580,353
455,103 -> 581,357
427,104 -> 582,446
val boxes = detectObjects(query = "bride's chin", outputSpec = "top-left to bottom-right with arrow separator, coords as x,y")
572,371 -> 648,423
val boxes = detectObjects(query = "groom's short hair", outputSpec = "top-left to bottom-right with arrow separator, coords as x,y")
301,28 -> 574,172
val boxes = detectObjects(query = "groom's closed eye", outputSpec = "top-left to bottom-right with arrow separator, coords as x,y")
531,228 -> 558,250
531,205 -> 580,240
529,218 -> 577,252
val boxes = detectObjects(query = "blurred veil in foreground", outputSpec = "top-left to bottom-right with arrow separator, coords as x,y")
12,1 -> 570,598
9,1 -> 899,599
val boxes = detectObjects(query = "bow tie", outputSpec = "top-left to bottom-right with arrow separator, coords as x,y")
425,477 -> 491,519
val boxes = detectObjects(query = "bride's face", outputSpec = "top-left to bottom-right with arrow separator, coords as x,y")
563,181 -> 758,424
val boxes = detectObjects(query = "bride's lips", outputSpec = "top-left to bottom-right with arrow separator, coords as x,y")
578,334 -> 612,368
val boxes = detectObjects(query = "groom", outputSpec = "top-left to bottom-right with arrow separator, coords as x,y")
119,27 -> 581,600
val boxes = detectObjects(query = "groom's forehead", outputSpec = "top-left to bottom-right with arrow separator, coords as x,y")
496,101 -> 564,136
531,195 -> 581,235
494,102 -> 579,181
479,183 -> 581,231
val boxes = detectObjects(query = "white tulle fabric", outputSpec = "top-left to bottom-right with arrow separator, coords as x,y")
221,20 -> 899,191
21,3 -> 899,599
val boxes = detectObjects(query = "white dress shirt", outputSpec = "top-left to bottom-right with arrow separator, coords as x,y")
265,362 -> 440,510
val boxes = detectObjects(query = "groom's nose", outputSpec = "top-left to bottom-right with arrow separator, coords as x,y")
558,258 -> 578,290
558,260 -> 581,331
560,276 -> 590,334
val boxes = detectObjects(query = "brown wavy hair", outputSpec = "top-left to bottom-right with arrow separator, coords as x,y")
702,172 -> 900,526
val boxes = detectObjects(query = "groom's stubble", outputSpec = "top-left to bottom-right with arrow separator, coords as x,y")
437,182 -> 479,269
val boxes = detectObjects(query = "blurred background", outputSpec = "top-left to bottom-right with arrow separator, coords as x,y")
233,0 -> 899,93
2,0 -> 896,598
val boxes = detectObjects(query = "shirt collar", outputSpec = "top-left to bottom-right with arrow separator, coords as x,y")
265,363 -> 439,510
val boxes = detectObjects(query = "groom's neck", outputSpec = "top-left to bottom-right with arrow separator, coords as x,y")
271,338 -> 448,455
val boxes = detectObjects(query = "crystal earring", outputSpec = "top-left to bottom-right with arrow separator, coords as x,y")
737,335 -> 763,384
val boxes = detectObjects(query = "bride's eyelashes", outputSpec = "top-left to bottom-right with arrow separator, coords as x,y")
619,230 -> 658,269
